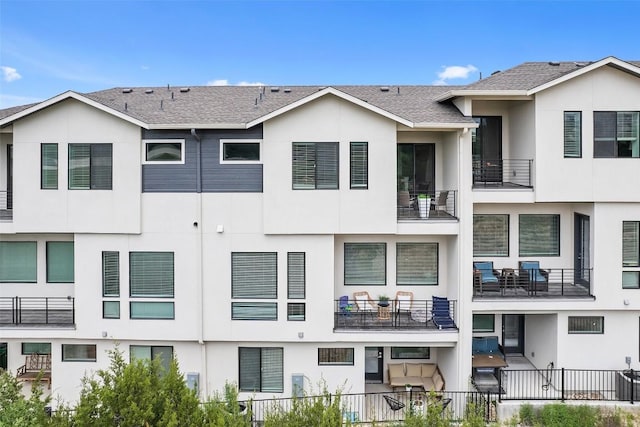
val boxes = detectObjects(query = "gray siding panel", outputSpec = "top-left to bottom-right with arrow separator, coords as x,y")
141,127 -> 263,193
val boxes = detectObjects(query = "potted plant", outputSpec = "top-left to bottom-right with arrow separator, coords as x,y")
418,194 -> 431,218
378,295 -> 390,307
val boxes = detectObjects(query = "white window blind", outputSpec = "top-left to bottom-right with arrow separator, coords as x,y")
396,243 -> 438,285
102,251 -> 120,297
239,347 -> 283,392
350,142 -> 368,189
563,112 -> 581,158
129,252 -> 174,297
287,252 -> 305,299
473,214 -> 509,257
519,214 -> 560,256
623,221 -> 640,267
231,252 -> 277,298
292,142 -> 338,189
344,243 -> 386,285
0,242 -> 37,283
41,143 -> 58,189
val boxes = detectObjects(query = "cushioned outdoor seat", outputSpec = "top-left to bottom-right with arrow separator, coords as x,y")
473,261 -> 501,292
518,261 -> 549,292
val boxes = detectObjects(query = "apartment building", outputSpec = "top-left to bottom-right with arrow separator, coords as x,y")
0,56 -> 638,405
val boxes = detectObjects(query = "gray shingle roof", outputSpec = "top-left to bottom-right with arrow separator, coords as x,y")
0,103 -> 37,120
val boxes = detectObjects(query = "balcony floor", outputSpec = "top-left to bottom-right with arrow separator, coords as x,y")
474,282 -> 593,299
334,311 -> 456,331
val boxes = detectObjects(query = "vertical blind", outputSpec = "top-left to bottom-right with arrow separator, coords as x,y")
0,241 -> 37,282
396,243 -> 438,285
46,241 -> 74,283
350,142 -> 368,189
231,252 -> 277,298
563,112 -> 581,158
344,243 -> 386,285
287,252 -> 305,299
519,214 -> 560,256
129,252 -> 174,297
292,142 -> 338,189
102,251 -> 120,297
473,214 -> 509,257
41,143 -> 58,189
623,221 -> 640,267
239,347 -> 283,392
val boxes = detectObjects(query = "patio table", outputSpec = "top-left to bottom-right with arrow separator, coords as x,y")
472,354 -> 507,368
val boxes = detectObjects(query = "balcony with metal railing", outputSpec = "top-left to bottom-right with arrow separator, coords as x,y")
472,159 -> 533,189
397,190 -> 457,221
0,190 -> 12,221
0,296 -> 75,326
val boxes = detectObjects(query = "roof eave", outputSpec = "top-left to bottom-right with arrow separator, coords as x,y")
147,123 -> 248,130
434,90 -> 529,102
410,122 -> 479,130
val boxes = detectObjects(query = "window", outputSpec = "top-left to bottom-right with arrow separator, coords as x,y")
239,347 -> 283,392
287,252 -> 305,299
41,143 -> 58,189
396,243 -> 438,285
519,214 -> 560,256
220,139 -> 261,164
103,301 -> 120,319
102,251 -> 120,297
130,302 -> 174,319
474,215 -> 509,256
568,316 -> 604,334
62,344 -> 97,361
68,143 -> 112,190
22,342 -> 51,355
391,347 -> 430,359
350,142 -> 368,189
46,242 -> 74,283
344,243 -> 386,285
0,242 -> 37,283
623,221 -> 640,289
232,252 -> 277,320
472,314 -> 495,332
143,139 -> 185,164
594,111 -> 639,158
129,252 -> 174,297
318,348 -> 354,365
287,303 -> 305,321
564,112 -> 582,158
292,142 -> 338,189
130,345 -> 173,372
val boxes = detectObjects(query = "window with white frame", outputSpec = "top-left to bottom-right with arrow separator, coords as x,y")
474,215 -> 509,257
623,221 -> 640,289
239,347 -> 283,392
232,252 -> 277,320
292,142 -> 339,189
396,243 -> 438,285
318,348 -> 354,365
568,316 -> 604,334
220,139 -> 262,164
0,242 -> 37,283
142,139 -> 185,164
564,111 -> 582,158
62,344 -> 97,361
594,111 -> 639,158
68,143 -> 112,190
344,243 -> 386,285
519,214 -> 560,256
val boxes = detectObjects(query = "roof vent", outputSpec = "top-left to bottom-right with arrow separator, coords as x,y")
122,88 -> 133,93
549,61 -> 560,66
179,87 -> 190,93
491,70 -> 501,75
283,88 -> 291,93
380,86 -> 390,92
270,87 -> 280,92
574,62 -> 586,67
145,89 -> 154,94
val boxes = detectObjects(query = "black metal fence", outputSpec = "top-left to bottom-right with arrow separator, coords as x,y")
473,159 -> 533,188
0,190 -> 12,220
397,190 -> 457,220
473,268 -> 593,298
0,296 -> 75,325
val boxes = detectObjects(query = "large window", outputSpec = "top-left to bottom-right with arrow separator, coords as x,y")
396,243 -> 438,285
239,347 -> 283,392
472,314 -> 495,332
318,348 -> 354,365
41,143 -> 58,189
143,139 -> 185,164
390,347 -> 430,359
519,214 -> 560,256
344,243 -> 386,285
232,252 -> 277,320
473,215 -> 509,257
568,316 -> 604,334
130,345 -> 173,372
0,242 -> 37,283
594,111 -> 639,158
129,252 -> 174,297
220,139 -> 261,164
62,344 -> 97,362
350,142 -> 368,189
68,143 -> 112,190
46,242 -> 74,283
292,142 -> 338,189
623,221 -> 640,289
564,112 -> 582,158
22,342 -> 51,355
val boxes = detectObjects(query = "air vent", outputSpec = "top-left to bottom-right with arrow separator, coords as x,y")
380,86 -> 390,92
122,88 -> 133,93
574,62 -> 586,67
491,70 -> 501,76
549,61 -> 560,66
145,89 -> 154,94
180,87 -> 190,93
270,87 -> 280,92
283,88 -> 291,93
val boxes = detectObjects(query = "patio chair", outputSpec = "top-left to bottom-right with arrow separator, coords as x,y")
383,394 -> 405,412
353,291 -> 377,322
433,190 -> 449,216
518,261 -> 549,292
431,296 -> 456,329
473,261 -> 501,292
394,291 -> 414,324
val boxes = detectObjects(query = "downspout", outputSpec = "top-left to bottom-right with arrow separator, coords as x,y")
191,128 -> 207,398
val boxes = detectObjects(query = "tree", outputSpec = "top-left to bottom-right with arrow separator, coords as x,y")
0,369 -> 50,427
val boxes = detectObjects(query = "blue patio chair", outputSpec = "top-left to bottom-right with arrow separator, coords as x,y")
338,295 -> 354,325
473,261 -> 501,292
518,261 -> 549,292
431,296 -> 456,329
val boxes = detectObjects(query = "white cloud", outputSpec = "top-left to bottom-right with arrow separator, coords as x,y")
433,64 -> 478,85
207,79 -> 265,86
140,65 -> 150,70
1,66 -> 22,82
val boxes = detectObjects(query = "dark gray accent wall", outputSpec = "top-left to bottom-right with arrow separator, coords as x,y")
142,127 -> 263,193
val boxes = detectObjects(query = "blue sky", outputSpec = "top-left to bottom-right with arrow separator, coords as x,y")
1,0 -> 639,109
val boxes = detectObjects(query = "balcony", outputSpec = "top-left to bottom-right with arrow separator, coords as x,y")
472,267 -> 593,299
333,298 -> 458,331
472,159 -> 533,189
0,190 -> 12,221
0,297 -> 75,326
397,190 -> 457,221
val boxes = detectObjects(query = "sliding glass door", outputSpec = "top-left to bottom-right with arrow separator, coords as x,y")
397,144 -> 435,196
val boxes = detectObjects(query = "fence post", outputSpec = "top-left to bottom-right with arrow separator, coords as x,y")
561,368 -> 565,402
631,369 -> 634,405
498,370 -> 502,403
486,391 -> 491,423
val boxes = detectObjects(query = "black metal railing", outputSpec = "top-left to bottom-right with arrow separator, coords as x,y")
473,267 -> 593,298
334,298 -> 457,331
499,368 -> 639,403
473,159 -> 533,188
0,296 -> 75,326
247,390 -> 497,424
397,190 -> 457,221
0,190 -> 12,221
